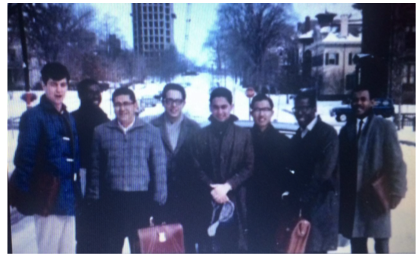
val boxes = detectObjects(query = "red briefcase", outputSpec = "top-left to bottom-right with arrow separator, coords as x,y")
135,217 -> 185,253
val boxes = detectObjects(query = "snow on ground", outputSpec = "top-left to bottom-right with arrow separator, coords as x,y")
7,72 -> 416,253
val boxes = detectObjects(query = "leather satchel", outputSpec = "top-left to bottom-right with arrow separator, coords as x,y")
9,170 -> 60,216
365,172 -> 391,214
287,219 -> 311,253
136,218 -> 185,253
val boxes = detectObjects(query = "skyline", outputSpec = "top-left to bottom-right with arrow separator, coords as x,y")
86,3 -> 362,67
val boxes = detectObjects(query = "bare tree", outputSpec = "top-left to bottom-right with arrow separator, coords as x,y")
205,3 -> 296,89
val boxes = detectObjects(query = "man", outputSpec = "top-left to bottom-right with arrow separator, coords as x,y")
85,87 -> 167,253
71,79 -> 109,253
247,93 -> 290,252
339,85 -> 407,253
190,87 -> 254,252
289,90 -> 339,253
10,62 -> 81,253
151,83 -> 200,252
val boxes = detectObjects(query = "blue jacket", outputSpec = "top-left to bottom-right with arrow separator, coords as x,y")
11,95 -> 81,215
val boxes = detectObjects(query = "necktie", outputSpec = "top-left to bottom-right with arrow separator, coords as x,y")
357,120 -> 364,138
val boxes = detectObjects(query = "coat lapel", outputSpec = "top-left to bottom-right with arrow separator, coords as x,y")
174,118 -> 188,154
155,114 -> 173,153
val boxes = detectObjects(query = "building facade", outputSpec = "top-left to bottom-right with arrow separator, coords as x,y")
132,3 -> 175,58
297,12 -> 362,99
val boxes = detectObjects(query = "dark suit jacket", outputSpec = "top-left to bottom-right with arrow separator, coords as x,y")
191,115 -> 254,251
289,116 -> 339,252
151,114 -> 200,222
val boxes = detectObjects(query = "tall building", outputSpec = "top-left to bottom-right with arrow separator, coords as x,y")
132,3 -> 175,58
297,11 -> 362,99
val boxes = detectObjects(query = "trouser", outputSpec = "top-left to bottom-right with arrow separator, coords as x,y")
102,190 -> 152,253
351,237 -> 389,253
76,200 -> 106,253
34,215 -> 76,253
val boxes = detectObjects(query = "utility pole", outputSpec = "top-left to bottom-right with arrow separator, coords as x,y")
183,3 -> 191,72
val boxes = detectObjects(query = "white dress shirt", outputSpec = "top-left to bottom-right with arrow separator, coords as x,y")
300,116 -> 318,139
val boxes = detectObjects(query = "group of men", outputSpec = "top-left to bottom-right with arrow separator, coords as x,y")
9,62 -> 407,253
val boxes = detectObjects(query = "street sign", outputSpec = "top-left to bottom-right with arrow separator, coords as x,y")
245,87 -> 255,98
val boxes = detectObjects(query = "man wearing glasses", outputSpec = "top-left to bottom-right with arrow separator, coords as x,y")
288,90 -> 340,253
151,83 -> 200,252
85,87 -> 167,253
247,93 -> 291,252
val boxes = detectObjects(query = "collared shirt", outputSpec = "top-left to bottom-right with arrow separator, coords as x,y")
165,114 -> 184,151
300,116 -> 318,139
118,118 -> 135,134
356,116 -> 368,134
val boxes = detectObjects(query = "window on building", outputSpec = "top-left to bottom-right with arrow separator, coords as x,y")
160,37 -> 163,42
155,36 -> 158,42
166,23 -> 170,29
325,53 -> 339,65
155,29 -> 159,34
150,30 -> 153,35
160,7 -> 163,12
165,3 -> 170,7
143,14 -> 147,19
165,8 -> 170,14
155,21 -> 158,26
348,53 -> 354,65
154,6 -> 158,11
160,14 -> 163,19
149,22 -> 153,27
166,38 -> 170,43
160,21 -> 164,27
160,44 -> 164,50
149,6 -> 152,11
145,45 -> 149,50
149,14 -> 152,19
160,29 -> 163,34
166,30 -> 170,36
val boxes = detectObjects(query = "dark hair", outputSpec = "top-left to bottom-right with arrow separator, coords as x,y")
250,93 -> 274,109
294,90 -> 316,108
41,62 -> 70,84
210,87 -> 232,104
162,83 -> 186,100
352,85 -> 372,97
112,87 -> 136,103
77,78 -> 99,97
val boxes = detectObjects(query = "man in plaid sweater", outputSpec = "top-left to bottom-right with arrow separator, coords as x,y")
85,87 -> 167,253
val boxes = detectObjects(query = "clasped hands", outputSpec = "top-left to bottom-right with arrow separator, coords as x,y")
210,183 -> 232,204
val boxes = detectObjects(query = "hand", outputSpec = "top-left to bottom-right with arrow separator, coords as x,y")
210,183 -> 232,204
390,196 -> 402,209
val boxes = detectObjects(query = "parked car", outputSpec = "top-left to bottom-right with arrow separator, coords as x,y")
330,98 -> 395,122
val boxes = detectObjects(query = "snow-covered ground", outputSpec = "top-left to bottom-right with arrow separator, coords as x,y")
7,72 -> 416,253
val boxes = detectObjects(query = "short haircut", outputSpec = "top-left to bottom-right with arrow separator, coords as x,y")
352,85 -> 372,98
210,87 -> 232,105
294,90 -> 316,108
162,83 -> 186,100
250,93 -> 274,109
112,87 -> 136,103
41,62 -> 70,84
77,78 -> 99,97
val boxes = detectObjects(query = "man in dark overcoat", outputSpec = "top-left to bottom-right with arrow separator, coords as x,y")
71,79 -> 109,253
339,85 -> 407,253
151,83 -> 200,252
289,90 -> 340,253
247,93 -> 291,252
190,87 -> 254,252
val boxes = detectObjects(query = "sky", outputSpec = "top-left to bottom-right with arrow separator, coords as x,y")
82,3 -> 362,67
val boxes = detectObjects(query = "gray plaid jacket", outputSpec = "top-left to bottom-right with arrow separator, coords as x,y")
86,118 -> 167,205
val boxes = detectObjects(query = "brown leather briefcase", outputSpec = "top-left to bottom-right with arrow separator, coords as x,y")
136,218 -> 185,253
286,219 -> 311,253
364,172 -> 391,214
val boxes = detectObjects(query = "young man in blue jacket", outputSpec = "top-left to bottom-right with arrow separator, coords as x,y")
10,62 -> 81,253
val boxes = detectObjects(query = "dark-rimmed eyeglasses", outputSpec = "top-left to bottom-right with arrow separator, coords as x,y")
252,108 -> 273,114
114,102 -> 134,109
163,98 -> 184,106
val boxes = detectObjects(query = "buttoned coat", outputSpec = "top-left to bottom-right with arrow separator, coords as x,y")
151,114 -> 200,220
289,116 -> 340,252
339,115 -> 407,238
10,95 -> 81,215
190,115 -> 254,251
86,118 -> 167,205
